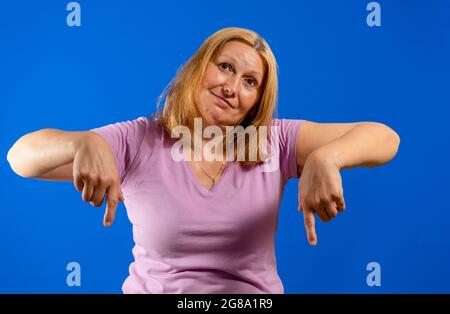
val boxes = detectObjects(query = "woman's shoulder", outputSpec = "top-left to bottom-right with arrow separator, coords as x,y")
123,114 -> 164,136
268,117 -> 303,139
91,114 -> 165,147
269,117 -> 302,126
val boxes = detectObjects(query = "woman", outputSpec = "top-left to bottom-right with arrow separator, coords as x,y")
7,27 -> 400,293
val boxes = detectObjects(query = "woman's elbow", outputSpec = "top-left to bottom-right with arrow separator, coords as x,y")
7,144 -> 25,178
7,138 -> 36,178
386,125 -> 401,160
391,127 -> 400,152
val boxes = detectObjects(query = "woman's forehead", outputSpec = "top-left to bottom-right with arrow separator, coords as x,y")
215,41 -> 265,77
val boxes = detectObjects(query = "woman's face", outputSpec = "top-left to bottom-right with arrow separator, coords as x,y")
195,40 -> 266,128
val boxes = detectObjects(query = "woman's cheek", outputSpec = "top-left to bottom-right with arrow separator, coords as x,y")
212,70 -> 226,83
242,92 -> 259,110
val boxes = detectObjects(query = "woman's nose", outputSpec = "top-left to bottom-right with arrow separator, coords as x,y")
223,77 -> 239,96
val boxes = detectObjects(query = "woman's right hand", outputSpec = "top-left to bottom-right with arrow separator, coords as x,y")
72,133 -> 124,227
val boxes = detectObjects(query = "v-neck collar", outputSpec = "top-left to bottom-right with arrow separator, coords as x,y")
182,159 -> 231,194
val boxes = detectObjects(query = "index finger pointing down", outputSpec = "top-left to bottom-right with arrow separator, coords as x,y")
103,183 -> 121,227
303,206 -> 318,246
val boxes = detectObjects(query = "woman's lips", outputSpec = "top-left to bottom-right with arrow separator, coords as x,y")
212,93 -> 234,109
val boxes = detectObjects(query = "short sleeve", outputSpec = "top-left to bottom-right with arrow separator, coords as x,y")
270,118 -> 303,180
89,116 -> 149,183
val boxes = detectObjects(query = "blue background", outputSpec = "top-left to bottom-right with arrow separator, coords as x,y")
1,0 -> 449,293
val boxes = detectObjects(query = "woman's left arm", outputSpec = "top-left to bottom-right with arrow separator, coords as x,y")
308,122 -> 401,170
296,121 -> 401,173
295,121 -> 401,246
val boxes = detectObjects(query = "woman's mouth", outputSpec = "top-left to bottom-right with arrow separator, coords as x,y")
211,92 -> 234,109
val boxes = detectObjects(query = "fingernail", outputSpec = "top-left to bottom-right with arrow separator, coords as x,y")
105,221 -> 111,227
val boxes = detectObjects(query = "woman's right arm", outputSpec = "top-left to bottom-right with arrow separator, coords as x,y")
6,129 -> 124,227
7,129 -> 87,179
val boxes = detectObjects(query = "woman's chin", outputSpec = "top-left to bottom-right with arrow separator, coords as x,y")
204,112 -> 228,127
201,107 -> 239,127
204,117 -> 225,128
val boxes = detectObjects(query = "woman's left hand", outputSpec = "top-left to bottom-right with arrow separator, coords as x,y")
298,149 -> 346,246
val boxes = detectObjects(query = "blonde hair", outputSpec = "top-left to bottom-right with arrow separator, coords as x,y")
153,27 -> 279,166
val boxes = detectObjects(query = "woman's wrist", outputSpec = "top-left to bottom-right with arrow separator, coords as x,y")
70,131 -> 102,158
309,146 -> 342,170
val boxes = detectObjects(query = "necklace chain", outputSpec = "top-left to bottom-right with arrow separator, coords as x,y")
190,148 -> 226,188
197,160 -> 226,188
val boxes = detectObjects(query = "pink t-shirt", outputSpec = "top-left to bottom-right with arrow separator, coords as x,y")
90,115 -> 303,294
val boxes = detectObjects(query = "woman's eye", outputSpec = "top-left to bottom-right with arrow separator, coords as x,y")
220,63 -> 232,71
246,79 -> 256,86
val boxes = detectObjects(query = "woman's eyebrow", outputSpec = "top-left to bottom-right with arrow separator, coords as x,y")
219,55 -> 262,80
